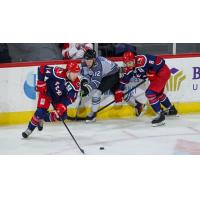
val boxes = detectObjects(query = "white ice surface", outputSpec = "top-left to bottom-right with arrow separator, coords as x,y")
1,114 -> 200,155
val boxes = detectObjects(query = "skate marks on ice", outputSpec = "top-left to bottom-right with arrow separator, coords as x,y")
1,114 -> 200,154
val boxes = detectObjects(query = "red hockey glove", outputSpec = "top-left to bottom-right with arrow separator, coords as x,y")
49,111 -> 59,122
55,103 -> 67,117
114,90 -> 124,103
36,80 -> 47,94
147,70 -> 157,81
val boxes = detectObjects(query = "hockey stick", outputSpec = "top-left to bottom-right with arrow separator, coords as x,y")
67,94 -> 86,121
75,92 -> 83,120
51,103 -> 85,154
68,79 -> 146,120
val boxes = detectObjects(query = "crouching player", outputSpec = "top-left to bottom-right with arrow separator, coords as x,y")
22,62 -> 80,138
115,51 -> 177,126
80,49 -> 120,123
115,65 -> 148,117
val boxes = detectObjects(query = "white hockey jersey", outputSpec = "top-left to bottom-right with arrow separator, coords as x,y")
81,56 -> 119,90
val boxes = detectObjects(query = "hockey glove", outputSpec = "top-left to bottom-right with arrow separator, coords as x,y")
50,103 -> 67,121
133,68 -> 147,80
55,103 -> 67,117
114,90 -> 124,103
81,79 -> 91,97
81,84 -> 92,97
36,80 -> 47,94
80,78 -> 89,89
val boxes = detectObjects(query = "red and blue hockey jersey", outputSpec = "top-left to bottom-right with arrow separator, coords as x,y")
119,54 -> 165,90
38,65 -> 80,106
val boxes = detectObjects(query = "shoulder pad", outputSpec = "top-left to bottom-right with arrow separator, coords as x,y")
155,56 -> 164,65
135,55 -> 147,67
97,56 -> 107,61
54,67 -> 67,79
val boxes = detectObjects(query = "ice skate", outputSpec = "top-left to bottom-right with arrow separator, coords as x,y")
37,120 -> 43,131
85,112 -> 96,123
152,111 -> 165,127
22,128 -> 33,138
135,101 -> 147,117
163,105 -> 178,116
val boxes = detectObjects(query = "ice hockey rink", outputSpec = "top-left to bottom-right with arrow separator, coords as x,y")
1,114 -> 200,155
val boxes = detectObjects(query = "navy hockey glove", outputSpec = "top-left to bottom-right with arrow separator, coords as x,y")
133,68 -> 147,80
80,79 -> 92,97
81,83 -> 92,97
81,78 -> 88,89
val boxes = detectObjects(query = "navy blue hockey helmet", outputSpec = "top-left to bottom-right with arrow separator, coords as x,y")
84,49 -> 96,60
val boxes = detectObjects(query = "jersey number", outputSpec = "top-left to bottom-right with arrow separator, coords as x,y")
55,82 -> 62,96
94,71 -> 100,76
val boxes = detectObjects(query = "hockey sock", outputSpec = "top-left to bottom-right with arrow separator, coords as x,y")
146,90 -> 161,113
158,93 -> 172,109
28,108 -> 47,131
91,90 -> 102,113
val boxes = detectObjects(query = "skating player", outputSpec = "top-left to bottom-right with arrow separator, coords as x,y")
115,51 -> 177,126
115,65 -> 148,117
22,62 -> 80,138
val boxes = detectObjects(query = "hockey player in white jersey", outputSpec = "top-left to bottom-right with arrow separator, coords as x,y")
80,49 -> 147,122
80,49 -> 120,122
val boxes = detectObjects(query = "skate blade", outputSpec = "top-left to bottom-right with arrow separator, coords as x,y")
85,118 -> 96,123
152,121 -> 165,127
165,114 -> 180,118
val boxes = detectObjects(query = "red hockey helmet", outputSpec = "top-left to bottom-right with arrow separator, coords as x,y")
66,62 -> 80,73
123,51 -> 135,63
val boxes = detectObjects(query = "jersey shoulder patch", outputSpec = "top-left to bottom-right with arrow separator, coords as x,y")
135,55 -> 147,67
66,77 -> 80,91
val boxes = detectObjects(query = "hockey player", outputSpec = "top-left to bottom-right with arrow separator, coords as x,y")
80,49 -> 120,123
22,62 -> 80,138
62,43 -> 93,60
115,51 -> 177,126
115,66 -> 148,117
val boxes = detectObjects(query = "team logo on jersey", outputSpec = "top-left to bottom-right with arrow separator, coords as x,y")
65,82 -> 73,92
24,71 -> 36,100
166,68 -> 186,92
137,58 -> 142,65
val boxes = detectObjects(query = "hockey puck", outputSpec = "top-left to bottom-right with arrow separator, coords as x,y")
99,147 -> 104,150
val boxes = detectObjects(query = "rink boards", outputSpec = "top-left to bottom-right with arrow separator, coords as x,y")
1,54 -> 200,125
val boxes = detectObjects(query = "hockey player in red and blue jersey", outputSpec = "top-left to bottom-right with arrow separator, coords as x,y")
115,51 -> 177,126
22,62 -> 80,138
